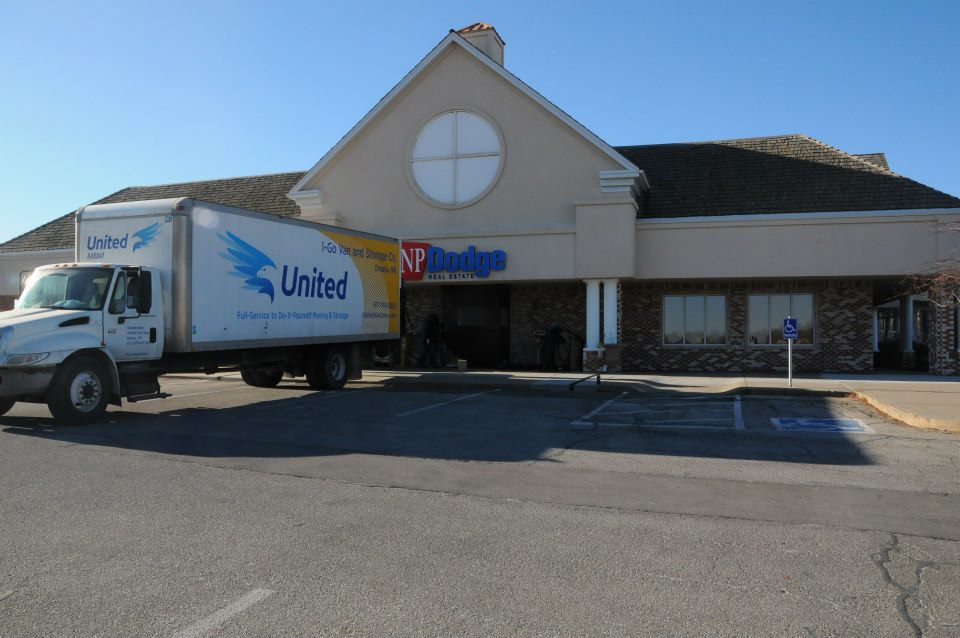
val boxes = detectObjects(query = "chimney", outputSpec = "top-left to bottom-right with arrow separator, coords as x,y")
456,23 -> 505,66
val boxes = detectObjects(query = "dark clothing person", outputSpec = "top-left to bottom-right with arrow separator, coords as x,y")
420,313 -> 442,368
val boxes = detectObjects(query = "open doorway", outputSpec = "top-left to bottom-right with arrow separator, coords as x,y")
440,284 -> 510,368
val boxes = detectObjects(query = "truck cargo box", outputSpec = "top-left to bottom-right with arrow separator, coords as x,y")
77,198 -> 400,352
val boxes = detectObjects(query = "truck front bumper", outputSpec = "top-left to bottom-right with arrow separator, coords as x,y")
0,366 -> 55,399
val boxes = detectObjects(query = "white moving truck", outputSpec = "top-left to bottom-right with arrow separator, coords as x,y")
0,198 -> 401,424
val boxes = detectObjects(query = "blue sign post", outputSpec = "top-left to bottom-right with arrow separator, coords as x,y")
783,316 -> 798,386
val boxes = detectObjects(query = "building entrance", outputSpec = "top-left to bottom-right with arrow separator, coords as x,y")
440,285 -> 510,368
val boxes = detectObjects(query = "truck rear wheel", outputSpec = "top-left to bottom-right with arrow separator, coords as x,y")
306,347 -> 348,390
47,355 -> 111,425
0,398 -> 15,417
241,367 -> 284,388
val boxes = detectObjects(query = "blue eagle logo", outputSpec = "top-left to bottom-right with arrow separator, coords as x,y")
132,223 -> 160,252
218,232 -> 277,302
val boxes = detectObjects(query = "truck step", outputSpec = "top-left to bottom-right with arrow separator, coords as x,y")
127,392 -> 171,403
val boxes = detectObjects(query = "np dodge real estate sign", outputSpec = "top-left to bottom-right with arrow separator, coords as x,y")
401,242 -> 506,281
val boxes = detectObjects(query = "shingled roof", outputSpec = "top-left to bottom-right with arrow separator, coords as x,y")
616,134 -> 960,218
3,135 -> 958,253
853,152 -> 890,171
0,171 -> 305,253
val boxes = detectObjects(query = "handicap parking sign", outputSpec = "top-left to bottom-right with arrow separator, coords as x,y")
783,317 -> 798,340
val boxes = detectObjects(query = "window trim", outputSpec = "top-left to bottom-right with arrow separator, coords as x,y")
662,294 -> 728,347
747,293 -> 816,347
406,107 -> 505,210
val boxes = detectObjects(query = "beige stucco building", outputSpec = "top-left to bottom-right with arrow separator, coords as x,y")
3,23 -> 960,374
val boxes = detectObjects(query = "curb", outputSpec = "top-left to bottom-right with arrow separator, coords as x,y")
850,391 -> 960,434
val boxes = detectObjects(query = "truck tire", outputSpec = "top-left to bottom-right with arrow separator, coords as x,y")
306,347 -> 348,390
241,367 -> 284,388
46,355 -> 111,425
0,398 -> 15,417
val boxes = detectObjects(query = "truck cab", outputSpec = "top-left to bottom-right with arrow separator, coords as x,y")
0,263 -> 164,423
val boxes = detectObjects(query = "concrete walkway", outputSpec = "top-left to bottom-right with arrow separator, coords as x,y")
357,368 -> 960,433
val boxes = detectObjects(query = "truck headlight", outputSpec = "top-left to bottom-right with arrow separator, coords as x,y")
3,352 -> 50,366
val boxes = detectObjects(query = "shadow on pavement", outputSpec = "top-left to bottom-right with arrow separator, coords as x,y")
0,380 -> 875,466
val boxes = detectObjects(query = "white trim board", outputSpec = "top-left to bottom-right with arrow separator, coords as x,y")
637,207 -> 960,226
288,31 -> 639,200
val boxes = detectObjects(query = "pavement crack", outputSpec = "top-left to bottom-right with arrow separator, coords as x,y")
871,532 -> 939,637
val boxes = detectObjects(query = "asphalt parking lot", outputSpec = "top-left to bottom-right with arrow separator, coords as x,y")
2,374 -> 959,637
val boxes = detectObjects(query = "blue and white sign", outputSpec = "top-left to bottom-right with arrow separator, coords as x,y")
771,418 -> 873,433
783,316 -> 798,341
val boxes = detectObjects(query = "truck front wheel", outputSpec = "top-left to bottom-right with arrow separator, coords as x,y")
241,367 -> 284,388
306,347 -> 347,390
0,398 -> 15,417
47,356 -> 111,425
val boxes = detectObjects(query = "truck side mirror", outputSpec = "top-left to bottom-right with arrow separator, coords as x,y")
137,272 -> 152,314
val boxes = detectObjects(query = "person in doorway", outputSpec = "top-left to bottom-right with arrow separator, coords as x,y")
420,313 -> 442,368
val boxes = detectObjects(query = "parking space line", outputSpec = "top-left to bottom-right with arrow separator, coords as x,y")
570,392 -> 629,427
166,387 -> 252,400
733,395 -> 745,430
170,588 -> 274,638
605,408 -> 732,414
397,389 -> 500,418
590,422 -> 734,431
634,418 -> 733,424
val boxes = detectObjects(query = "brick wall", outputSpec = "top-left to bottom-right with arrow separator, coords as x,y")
509,283 -> 585,366
0,296 -> 15,312
930,302 -> 958,375
620,279 -> 874,373
402,279 -> 878,373
403,282 -> 586,368
401,285 -> 442,366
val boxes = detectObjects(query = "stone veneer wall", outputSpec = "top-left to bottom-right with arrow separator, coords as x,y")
402,283 -> 586,368
401,279 -> 955,374
930,302 -> 959,375
509,283 -> 585,366
401,285 -> 442,366
620,279 -> 874,373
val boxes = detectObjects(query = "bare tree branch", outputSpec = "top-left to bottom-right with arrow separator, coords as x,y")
910,221 -> 960,308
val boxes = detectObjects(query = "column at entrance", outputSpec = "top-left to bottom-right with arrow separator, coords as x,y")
583,279 -> 622,372
583,279 -> 603,371
585,279 -> 600,348
602,278 -> 621,372
900,294 -> 916,369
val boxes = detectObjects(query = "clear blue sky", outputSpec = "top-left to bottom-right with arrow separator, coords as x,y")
1,0 -> 958,244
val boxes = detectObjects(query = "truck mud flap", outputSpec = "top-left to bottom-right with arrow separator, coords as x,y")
347,344 -> 362,381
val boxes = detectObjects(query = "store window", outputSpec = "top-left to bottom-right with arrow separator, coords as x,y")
410,110 -> 502,207
663,295 -> 726,345
748,294 -> 814,345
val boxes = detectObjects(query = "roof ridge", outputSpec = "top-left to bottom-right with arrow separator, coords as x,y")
793,134 -> 897,176
791,134 -> 959,202
614,133 -> 807,149
116,170 -> 307,191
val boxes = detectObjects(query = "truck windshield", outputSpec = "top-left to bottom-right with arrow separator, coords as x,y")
18,268 -> 113,311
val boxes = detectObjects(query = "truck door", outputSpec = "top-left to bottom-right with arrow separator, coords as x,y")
103,268 -> 163,361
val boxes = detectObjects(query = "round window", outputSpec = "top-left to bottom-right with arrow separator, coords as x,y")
410,110 -> 502,206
